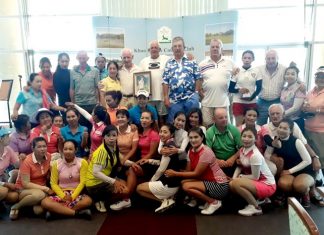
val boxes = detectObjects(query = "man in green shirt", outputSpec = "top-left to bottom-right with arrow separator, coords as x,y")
206,107 -> 241,177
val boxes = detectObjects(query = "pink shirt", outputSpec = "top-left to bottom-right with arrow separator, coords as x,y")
90,118 -> 107,153
0,146 -> 19,176
305,87 -> 324,132
30,125 -> 61,154
238,124 -> 269,154
56,157 -> 82,189
138,129 -> 159,157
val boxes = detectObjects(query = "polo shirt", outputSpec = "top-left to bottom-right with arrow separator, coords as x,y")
30,125 -> 61,154
0,146 -> 18,176
206,124 -> 241,160
90,118 -> 106,153
39,71 -> 56,102
138,129 -> 160,157
9,132 -> 32,155
15,152 -> 51,189
119,64 -> 142,95
117,125 -> 139,156
60,125 -> 87,157
100,76 -> 122,92
70,65 -> 100,105
128,104 -> 158,126
305,87 -> 324,132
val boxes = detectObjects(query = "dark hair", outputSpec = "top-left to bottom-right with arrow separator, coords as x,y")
95,53 -> 107,63
65,107 -> 80,117
186,108 -> 203,129
243,107 -> 259,117
138,110 -> 158,134
39,57 -> 51,68
241,126 -> 257,139
13,114 -> 30,132
32,137 -> 47,148
279,118 -> 294,134
242,50 -> 255,60
102,125 -> 118,137
53,114 -> 63,120
107,60 -> 119,71
116,109 -> 130,119
58,52 -> 70,61
188,127 -> 206,144
93,105 -> 111,125
285,62 -> 299,77
174,111 -> 186,121
105,90 -> 122,105
161,123 -> 176,136
28,73 -> 40,86
63,139 -> 78,150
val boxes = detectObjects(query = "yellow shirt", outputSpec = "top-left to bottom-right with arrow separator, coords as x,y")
100,76 -> 122,92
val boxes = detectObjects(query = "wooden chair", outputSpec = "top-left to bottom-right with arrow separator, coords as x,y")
288,197 -> 320,235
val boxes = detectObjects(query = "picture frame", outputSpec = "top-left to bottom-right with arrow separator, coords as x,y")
133,71 -> 152,95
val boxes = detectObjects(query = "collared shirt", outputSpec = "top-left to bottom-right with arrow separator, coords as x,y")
89,118 -> 107,153
138,129 -> 160,157
95,67 -> 109,81
117,125 -> 139,156
60,125 -> 87,157
140,55 -> 170,101
15,152 -> 51,189
206,124 -> 241,160
100,76 -> 122,92
305,87 -> 324,132
107,105 -> 127,126
128,104 -> 158,126
30,125 -> 61,154
0,146 -> 18,176
119,64 -> 142,95
70,64 -> 100,105
39,71 -> 56,102
162,55 -> 201,103
238,124 -> 268,154
9,131 -> 32,155
199,56 -> 235,107
258,64 -> 286,100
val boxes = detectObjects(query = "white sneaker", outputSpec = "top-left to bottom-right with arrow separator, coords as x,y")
95,201 -> 107,213
187,198 -> 197,208
238,204 -> 263,216
155,198 -> 176,213
198,202 -> 209,210
257,197 -> 271,206
201,200 -> 222,215
110,199 -> 131,211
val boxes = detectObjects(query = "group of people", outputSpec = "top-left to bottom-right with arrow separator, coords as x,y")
0,36 -> 323,221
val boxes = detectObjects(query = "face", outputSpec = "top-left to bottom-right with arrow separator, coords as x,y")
108,63 -> 118,78
172,40 -> 185,59
58,55 -> 69,69
53,116 -> 63,127
116,113 -> 128,127
284,68 -> 298,85
189,131 -> 203,149
104,130 -> 118,147
96,57 -> 106,70
269,106 -> 284,126
277,122 -> 291,139
244,110 -> 258,126
0,135 -> 10,146
77,52 -> 89,65
63,141 -> 76,162
210,40 -> 222,58
150,42 -> 160,59
140,112 -> 153,129
41,62 -> 52,77
241,130 -> 255,148
105,95 -> 117,108
33,140 -> 47,156
22,122 -> 31,133
137,96 -> 148,108
159,126 -> 172,143
214,109 -> 228,128
242,52 -> 254,67
189,112 -> 199,127
265,51 -> 278,69
66,110 -> 79,126
174,114 -> 186,130
315,73 -> 324,88
31,75 -> 42,90
39,112 -> 53,127
121,50 -> 133,67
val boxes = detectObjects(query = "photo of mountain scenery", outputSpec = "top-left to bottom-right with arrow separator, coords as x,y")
96,28 -> 125,48
205,22 -> 234,45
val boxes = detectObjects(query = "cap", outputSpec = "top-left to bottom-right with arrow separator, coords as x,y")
136,90 -> 149,98
34,108 -> 54,123
0,127 -> 13,137
315,66 -> 324,77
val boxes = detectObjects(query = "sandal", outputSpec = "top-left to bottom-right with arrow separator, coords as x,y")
9,208 -> 19,220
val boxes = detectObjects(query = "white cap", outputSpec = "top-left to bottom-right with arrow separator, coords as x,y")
136,90 -> 149,98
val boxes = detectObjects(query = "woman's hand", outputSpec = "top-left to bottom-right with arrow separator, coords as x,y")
272,136 -> 282,148
113,180 -> 126,194
131,163 -> 143,176
160,147 -> 178,156
11,112 -> 19,121
63,194 -> 72,202
217,159 -> 227,168
136,159 -> 149,165
164,169 -> 177,177
312,157 -> 321,171
280,170 -> 291,176
65,102 -> 75,107
18,153 -> 27,161
239,88 -> 249,94
4,182 -> 16,191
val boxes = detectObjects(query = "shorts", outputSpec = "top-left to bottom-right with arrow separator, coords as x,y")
49,190 -> 85,208
149,100 -> 168,116
86,182 -> 114,202
149,181 -> 179,200
253,181 -> 276,199
232,102 -> 257,116
203,181 -> 229,199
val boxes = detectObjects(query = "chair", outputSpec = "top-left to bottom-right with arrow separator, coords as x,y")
288,197 -> 320,235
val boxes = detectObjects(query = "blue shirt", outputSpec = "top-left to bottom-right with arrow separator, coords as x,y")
60,125 -> 88,157
162,56 -> 201,103
128,104 -> 158,126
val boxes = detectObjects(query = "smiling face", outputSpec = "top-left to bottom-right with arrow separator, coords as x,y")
66,110 -> 79,127
265,50 -> 278,69
241,129 -> 256,148
172,39 -> 185,59
150,41 -> 160,59
189,112 -> 200,128
58,55 -> 69,69
63,141 -> 76,162
31,75 -> 42,91
174,114 -> 186,130
38,112 -> 53,128
116,113 -> 128,127
140,111 -> 153,129
159,125 -> 172,143
121,50 -> 133,68
214,108 -> 228,129
33,140 -> 47,157
242,52 -> 254,67
277,121 -> 291,139
53,116 -> 64,128
269,106 -> 284,126
189,131 -> 203,149
108,62 -> 118,78
284,68 -> 298,85
244,110 -> 258,126
210,40 -> 222,59
104,130 -> 118,147
105,94 -> 118,108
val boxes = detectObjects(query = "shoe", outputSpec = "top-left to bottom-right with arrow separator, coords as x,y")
257,197 -> 271,206
45,211 -> 52,221
33,205 -> 44,215
110,199 -> 131,211
198,202 -> 209,210
201,200 -> 222,215
310,190 -> 324,207
187,199 -> 197,208
95,201 -> 107,213
301,193 -> 311,208
155,198 -> 176,213
76,209 -> 92,220
238,205 -> 263,216
9,208 -> 19,220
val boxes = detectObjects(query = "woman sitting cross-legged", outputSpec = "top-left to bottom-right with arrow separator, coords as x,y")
85,125 -> 134,212
265,118 -> 314,207
41,140 -> 92,220
165,127 -> 230,215
230,127 -> 276,216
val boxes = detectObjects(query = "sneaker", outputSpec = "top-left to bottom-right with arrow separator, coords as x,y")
238,205 -> 263,216
198,202 -> 209,210
155,198 -> 175,213
9,208 -> 19,220
76,209 -> 92,220
110,199 -> 131,211
95,201 -> 107,213
257,197 -> 272,206
201,200 -> 222,215
187,198 -> 197,208
45,211 -> 52,221
301,193 -> 311,208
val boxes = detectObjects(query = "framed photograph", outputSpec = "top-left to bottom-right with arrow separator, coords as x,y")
133,71 -> 152,95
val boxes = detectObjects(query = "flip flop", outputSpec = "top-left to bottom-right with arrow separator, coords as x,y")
9,208 -> 19,220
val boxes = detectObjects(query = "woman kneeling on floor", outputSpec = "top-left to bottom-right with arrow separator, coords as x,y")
165,127 -> 229,215
41,140 -> 92,220
230,127 -> 276,216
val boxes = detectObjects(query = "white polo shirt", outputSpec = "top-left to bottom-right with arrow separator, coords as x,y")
119,64 -> 142,95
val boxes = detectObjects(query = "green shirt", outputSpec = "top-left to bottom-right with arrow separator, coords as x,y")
206,124 -> 241,160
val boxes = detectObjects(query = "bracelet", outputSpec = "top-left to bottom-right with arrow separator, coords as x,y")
312,155 -> 320,159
